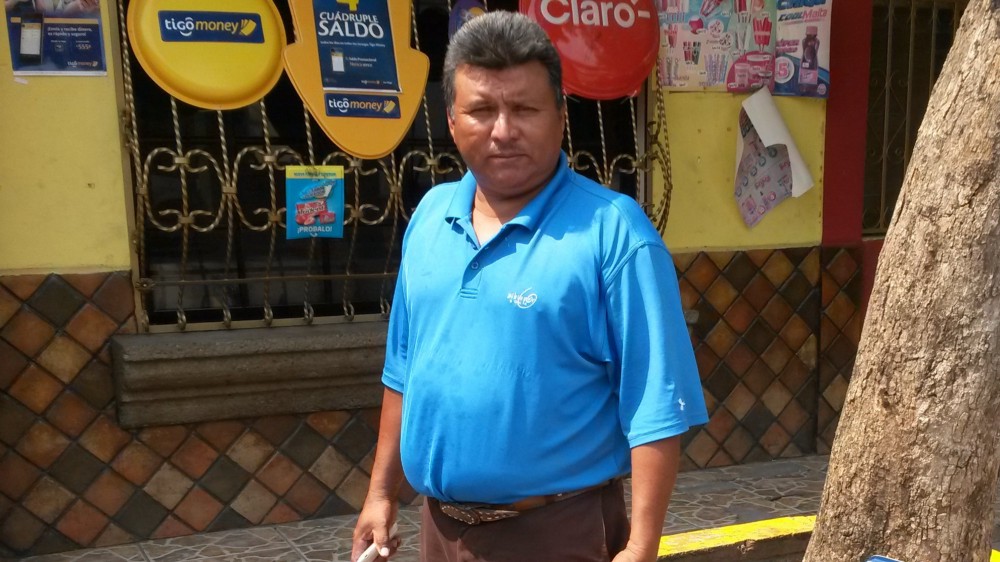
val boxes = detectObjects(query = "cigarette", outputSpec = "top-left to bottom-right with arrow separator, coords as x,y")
357,522 -> 399,562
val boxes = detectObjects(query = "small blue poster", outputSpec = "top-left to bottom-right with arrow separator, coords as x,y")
312,0 -> 400,93
285,166 -> 346,239
4,0 -> 106,75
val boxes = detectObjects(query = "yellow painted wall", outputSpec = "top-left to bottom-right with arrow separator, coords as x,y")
0,1 -> 131,274
654,91 -> 825,253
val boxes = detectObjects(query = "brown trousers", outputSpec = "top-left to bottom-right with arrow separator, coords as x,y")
419,480 -> 630,562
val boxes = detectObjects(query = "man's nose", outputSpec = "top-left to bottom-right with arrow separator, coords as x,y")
491,111 -> 517,142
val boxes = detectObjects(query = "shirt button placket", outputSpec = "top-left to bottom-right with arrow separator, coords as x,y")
459,255 -> 483,298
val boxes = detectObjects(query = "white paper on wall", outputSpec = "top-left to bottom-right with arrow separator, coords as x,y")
734,88 -> 813,227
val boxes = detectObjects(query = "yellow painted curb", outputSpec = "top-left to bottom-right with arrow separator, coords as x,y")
658,515 -> 815,556
658,515 -> 1000,560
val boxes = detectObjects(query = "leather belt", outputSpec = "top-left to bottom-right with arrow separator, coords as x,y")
436,479 -> 616,525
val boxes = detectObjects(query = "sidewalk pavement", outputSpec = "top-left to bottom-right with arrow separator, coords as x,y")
14,455 -> 999,561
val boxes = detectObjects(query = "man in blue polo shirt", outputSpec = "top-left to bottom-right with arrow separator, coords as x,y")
352,11 -> 707,562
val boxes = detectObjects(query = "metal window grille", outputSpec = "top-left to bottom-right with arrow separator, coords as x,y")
116,0 -> 675,332
863,0 -> 968,234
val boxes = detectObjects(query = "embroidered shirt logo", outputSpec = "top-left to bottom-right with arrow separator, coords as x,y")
507,288 -> 538,309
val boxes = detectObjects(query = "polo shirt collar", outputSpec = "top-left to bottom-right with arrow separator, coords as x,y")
443,152 -> 570,232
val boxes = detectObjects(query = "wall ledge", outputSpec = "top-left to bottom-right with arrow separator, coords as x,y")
111,322 -> 387,427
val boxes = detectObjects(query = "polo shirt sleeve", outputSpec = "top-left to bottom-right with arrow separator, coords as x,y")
605,242 -> 709,448
382,261 -> 408,393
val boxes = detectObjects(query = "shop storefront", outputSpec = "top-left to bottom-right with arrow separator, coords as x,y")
0,0 -> 966,556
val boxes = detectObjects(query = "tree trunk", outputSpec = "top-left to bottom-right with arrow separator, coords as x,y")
803,2 -> 1000,561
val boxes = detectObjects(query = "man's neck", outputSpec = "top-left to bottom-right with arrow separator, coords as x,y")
470,185 -> 544,244
471,202 -> 503,245
472,161 -> 560,224
472,188 -> 534,224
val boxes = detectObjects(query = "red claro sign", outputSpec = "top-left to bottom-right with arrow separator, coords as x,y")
521,0 -> 659,99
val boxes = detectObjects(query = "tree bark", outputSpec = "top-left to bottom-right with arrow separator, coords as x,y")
803,1 -> 1000,561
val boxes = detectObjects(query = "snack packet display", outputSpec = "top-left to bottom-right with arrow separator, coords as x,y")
285,166 -> 345,239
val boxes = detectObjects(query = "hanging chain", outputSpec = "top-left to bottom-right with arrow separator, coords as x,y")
564,107 -> 575,168
302,106 -> 318,325
116,0 -> 151,331
649,63 -> 675,233
596,100 -> 610,185
169,98 -> 190,330
217,110 -> 236,328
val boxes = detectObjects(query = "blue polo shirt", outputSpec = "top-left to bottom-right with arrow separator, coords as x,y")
383,153 -> 708,504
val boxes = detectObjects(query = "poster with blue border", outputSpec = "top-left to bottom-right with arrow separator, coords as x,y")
313,0 -> 400,93
285,166 -> 346,240
4,0 -> 106,75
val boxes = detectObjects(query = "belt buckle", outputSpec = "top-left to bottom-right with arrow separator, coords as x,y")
439,503 -> 482,525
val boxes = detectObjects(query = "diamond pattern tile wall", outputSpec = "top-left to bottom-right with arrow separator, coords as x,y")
0,273 -> 407,558
816,248 -> 864,453
2,255 -> 865,556
674,249 -> 823,469
674,247 -> 865,468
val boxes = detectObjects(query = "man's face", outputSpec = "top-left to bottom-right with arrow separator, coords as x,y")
447,62 -> 565,201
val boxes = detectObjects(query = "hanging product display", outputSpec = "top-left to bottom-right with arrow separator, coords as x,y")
656,0 -> 831,97
521,0 -> 660,99
127,0 -> 286,109
284,0 -> 429,160
285,166 -> 346,240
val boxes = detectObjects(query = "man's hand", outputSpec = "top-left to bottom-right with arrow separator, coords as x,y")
351,496 -> 398,561
350,389 -> 405,561
610,539 -> 659,562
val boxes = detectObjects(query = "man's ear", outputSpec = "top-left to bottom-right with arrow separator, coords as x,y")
446,107 -> 456,139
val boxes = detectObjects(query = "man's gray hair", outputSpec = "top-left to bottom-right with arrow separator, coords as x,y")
442,11 -> 564,112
